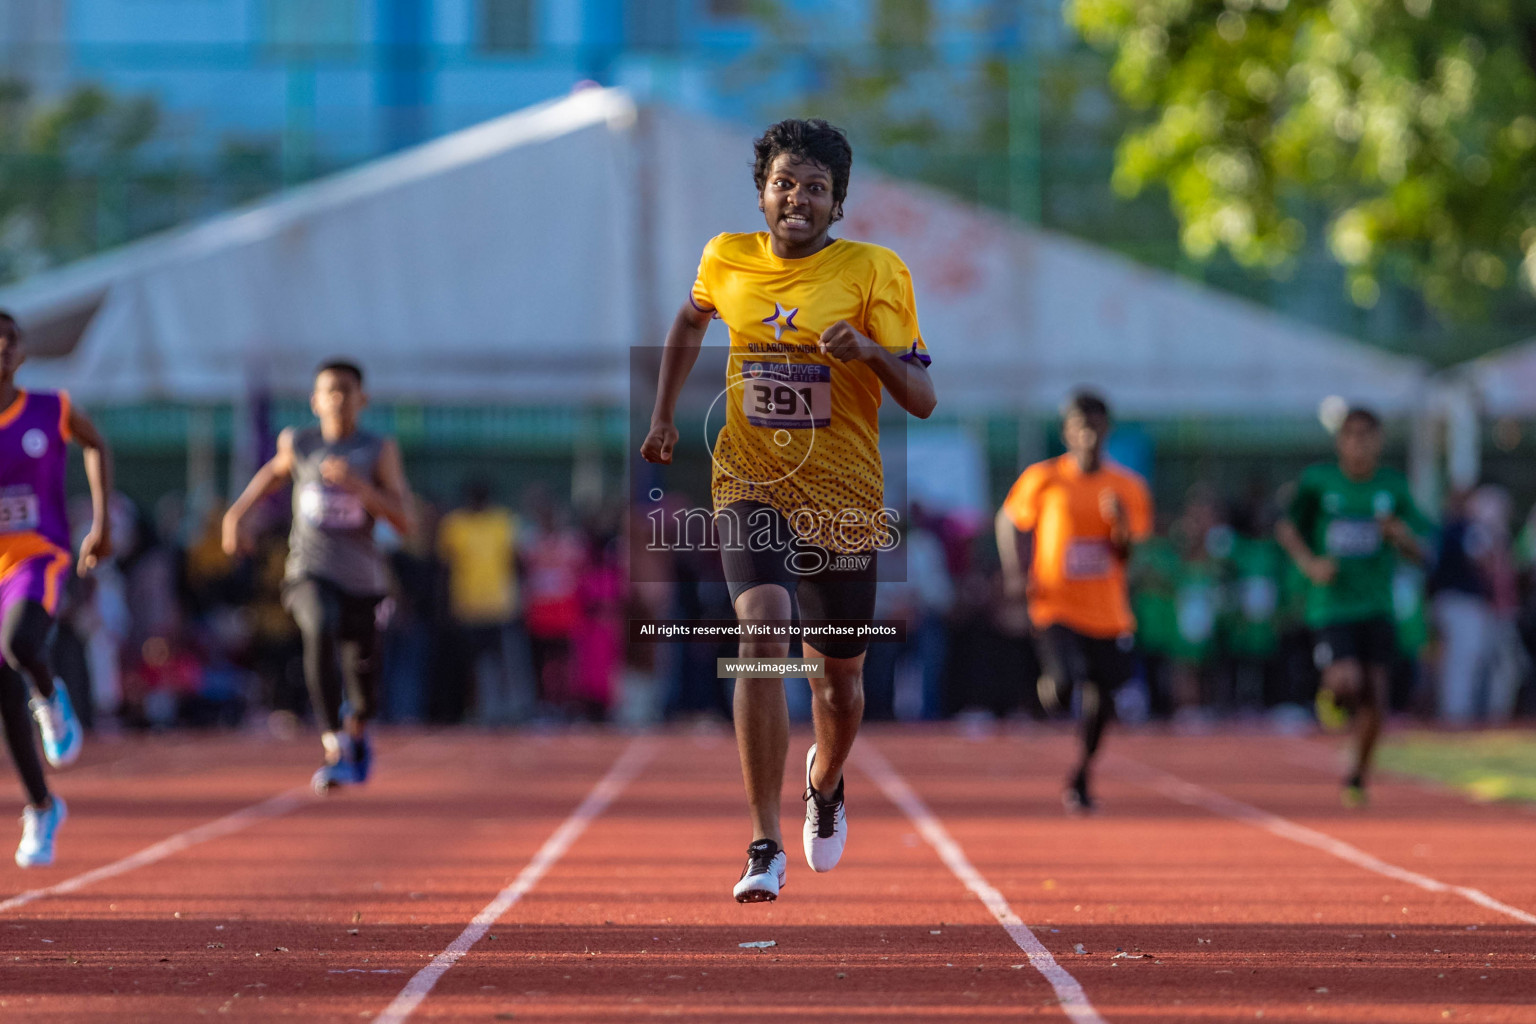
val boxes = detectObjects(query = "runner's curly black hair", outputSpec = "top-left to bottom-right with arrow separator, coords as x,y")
752,119 -> 853,215
0,310 -> 19,345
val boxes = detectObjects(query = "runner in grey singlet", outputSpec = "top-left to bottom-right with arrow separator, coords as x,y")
285,426 -> 387,597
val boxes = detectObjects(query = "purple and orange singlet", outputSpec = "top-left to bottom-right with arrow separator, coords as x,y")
0,391 -> 75,611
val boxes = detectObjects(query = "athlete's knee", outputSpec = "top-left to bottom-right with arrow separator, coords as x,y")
1324,661 -> 1362,702
0,612 -> 47,672
733,583 -> 792,623
810,663 -> 864,716
738,637 -> 792,661
1079,682 -> 1104,721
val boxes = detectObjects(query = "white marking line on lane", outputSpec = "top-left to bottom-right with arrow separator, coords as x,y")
860,743 -> 1107,1024
373,738 -> 654,1024
1115,756 -> 1536,926
0,786 -> 312,913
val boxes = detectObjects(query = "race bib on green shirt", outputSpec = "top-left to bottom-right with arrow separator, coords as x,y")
1324,518 -> 1382,558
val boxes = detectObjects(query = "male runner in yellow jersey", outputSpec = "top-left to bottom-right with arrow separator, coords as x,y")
641,119 -> 936,902
997,392 -> 1152,813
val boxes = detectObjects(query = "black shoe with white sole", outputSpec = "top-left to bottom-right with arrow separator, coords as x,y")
733,839 -> 787,903
1063,769 -> 1096,815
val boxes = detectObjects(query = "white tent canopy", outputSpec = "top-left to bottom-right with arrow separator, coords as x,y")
3,87 -> 1430,416
1454,338 -> 1536,417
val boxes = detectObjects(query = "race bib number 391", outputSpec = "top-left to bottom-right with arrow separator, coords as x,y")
741,361 -> 831,429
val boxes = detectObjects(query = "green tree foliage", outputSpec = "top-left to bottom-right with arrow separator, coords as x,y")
1066,0 -> 1536,312
0,80 -> 159,283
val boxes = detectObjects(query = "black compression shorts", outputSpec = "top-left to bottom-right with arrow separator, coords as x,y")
716,500 -> 878,660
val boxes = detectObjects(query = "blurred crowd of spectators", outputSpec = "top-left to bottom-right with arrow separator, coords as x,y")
47,477 -> 1536,734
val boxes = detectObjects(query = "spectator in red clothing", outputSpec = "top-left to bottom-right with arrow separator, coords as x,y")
520,500 -> 586,716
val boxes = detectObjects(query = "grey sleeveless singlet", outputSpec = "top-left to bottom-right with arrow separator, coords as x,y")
285,426 -> 388,597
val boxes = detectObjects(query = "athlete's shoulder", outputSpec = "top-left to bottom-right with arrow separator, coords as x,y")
1018,456 -> 1063,486
1009,458 -> 1065,499
1298,462 -> 1338,487
703,232 -> 766,260
1103,458 -> 1150,492
289,424 -> 323,450
836,239 -> 911,274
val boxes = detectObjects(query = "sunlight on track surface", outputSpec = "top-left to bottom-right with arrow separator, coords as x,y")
0,726 -> 1533,1022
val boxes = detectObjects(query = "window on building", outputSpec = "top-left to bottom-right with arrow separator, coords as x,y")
265,0 -> 359,49
626,0 -> 678,50
482,0 -> 536,53
705,0 -> 751,17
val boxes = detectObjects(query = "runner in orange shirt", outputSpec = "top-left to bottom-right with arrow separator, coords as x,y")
996,391 -> 1152,813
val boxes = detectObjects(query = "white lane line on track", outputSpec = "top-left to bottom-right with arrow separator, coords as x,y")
861,743 -> 1107,1024
0,786 -> 312,913
1116,755 -> 1536,926
373,738 -> 654,1024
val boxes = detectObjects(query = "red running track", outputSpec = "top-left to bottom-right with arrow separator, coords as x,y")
0,725 -> 1533,1022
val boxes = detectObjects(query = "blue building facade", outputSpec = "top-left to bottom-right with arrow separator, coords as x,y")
16,0 -> 1046,166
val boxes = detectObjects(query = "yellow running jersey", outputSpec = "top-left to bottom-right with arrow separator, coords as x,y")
691,232 -> 929,554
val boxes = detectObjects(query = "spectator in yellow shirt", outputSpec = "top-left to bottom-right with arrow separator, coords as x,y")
436,481 -> 529,725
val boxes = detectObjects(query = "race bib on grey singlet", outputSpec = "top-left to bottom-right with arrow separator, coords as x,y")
0,488 -> 40,533
741,361 -> 831,429
298,482 -> 367,530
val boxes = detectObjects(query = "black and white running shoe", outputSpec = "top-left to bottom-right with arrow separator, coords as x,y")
733,838 -> 787,903
802,744 -> 847,872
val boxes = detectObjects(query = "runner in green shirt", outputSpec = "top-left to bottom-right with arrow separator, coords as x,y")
1277,407 -> 1432,807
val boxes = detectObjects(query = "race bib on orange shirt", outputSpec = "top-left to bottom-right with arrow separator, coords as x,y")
1063,539 -> 1114,580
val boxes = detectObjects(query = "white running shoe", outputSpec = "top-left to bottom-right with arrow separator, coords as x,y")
732,839 -> 787,903
802,744 -> 847,873
31,682 -> 82,768
16,796 -> 66,868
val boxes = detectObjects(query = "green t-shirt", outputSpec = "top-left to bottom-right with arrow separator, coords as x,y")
1286,463 -> 1432,628
1169,554 -> 1223,664
1222,536 -> 1284,659
1394,564 -> 1429,656
1130,537 -> 1182,656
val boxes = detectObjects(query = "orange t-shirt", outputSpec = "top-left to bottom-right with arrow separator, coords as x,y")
1001,455 -> 1152,638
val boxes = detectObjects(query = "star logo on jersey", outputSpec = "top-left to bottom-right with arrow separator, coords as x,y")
761,302 -> 799,341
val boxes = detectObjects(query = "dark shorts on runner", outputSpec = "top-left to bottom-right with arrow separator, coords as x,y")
1034,624 -> 1135,696
1313,616 -> 1396,673
716,500 -> 878,660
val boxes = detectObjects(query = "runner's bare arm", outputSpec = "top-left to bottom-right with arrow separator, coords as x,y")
67,404 -> 114,574
1102,491 -> 1134,561
641,299 -> 714,465
1381,516 -> 1428,564
223,428 -> 297,556
995,508 -> 1032,600
819,320 -> 935,419
1276,518 -> 1335,586
371,439 -> 415,536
